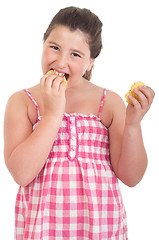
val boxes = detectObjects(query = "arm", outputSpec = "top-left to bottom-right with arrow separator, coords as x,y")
108,86 -> 155,187
4,74 -> 66,187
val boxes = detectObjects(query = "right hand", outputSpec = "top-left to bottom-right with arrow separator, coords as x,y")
40,72 -> 67,119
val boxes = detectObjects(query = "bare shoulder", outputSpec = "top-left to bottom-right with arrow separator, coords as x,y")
4,90 -> 31,159
101,90 -> 126,128
106,90 -> 126,108
5,90 -> 28,118
83,81 -> 106,101
4,84 -> 40,128
82,82 -> 126,128
4,90 -> 32,136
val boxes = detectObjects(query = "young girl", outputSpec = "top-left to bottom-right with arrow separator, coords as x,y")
4,6 -> 155,240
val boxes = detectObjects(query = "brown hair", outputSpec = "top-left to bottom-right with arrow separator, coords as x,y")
43,6 -> 103,80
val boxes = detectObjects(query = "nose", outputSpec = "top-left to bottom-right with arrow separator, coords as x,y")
56,53 -> 68,69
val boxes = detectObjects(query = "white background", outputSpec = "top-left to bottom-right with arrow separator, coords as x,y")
0,0 -> 159,239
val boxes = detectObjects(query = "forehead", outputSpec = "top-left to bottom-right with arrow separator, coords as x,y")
45,25 -> 90,50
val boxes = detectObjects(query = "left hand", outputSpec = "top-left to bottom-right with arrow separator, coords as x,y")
126,85 -> 155,126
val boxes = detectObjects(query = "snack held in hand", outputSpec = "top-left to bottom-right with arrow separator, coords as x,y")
125,81 -> 145,105
47,69 -> 68,88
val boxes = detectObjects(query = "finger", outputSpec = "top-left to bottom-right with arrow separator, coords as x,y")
40,75 -> 46,89
44,74 -> 57,90
59,80 -> 67,94
128,95 -> 142,110
52,76 -> 63,92
134,88 -> 148,108
139,86 -> 155,105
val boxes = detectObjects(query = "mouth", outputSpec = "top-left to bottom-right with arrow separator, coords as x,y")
50,68 -> 70,80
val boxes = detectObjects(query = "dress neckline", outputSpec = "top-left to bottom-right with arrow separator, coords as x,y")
24,88 -> 107,123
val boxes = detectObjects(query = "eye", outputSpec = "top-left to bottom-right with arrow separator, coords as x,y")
51,46 -> 59,51
72,52 -> 81,58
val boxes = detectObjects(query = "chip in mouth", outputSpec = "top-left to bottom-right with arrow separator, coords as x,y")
47,69 -> 68,87
48,69 -> 69,79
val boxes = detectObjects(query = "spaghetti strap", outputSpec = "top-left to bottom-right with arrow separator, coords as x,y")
24,89 -> 40,119
98,88 -> 107,119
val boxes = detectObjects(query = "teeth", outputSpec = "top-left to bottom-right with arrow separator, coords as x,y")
54,70 -> 65,76
59,73 -> 65,76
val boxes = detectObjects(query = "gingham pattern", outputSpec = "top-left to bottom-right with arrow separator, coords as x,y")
15,89 -> 128,239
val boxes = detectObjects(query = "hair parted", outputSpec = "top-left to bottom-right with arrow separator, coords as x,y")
43,6 -> 103,80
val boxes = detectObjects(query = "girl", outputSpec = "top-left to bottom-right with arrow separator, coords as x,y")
4,6 -> 155,240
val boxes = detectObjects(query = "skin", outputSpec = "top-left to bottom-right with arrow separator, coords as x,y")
4,25 -> 155,187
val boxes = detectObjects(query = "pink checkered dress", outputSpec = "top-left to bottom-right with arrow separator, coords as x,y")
15,89 -> 127,239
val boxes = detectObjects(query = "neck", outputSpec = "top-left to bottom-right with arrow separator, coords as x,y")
66,77 -> 86,91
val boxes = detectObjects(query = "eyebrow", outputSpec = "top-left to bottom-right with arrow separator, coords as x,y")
48,41 -> 60,46
48,41 -> 85,57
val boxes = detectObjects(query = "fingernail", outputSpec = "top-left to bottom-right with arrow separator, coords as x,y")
139,85 -> 146,90
134,88 -> 138,93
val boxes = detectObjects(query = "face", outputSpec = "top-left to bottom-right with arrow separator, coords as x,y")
41,25 -> 94,85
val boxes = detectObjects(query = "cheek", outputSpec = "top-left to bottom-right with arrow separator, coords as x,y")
71,61 -> 89,76
41,48 -> 53,72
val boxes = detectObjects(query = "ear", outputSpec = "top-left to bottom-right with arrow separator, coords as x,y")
87,58 -> 95,71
